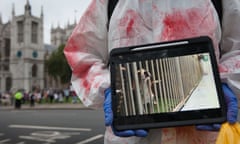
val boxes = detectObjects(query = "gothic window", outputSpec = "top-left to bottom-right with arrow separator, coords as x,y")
17,21 -> 24,43
54,36 -> 57,45
3,61 -> 9,71
61,37 -> 65,45
2,38 -> 10,71
6,77 -> 12,91
4,38 -> 10,58
31,21 -> 38,43
0,40 -> 2,59
32,64 -> 37,77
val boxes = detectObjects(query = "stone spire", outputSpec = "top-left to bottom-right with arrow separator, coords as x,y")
41,5 -> 44,18
74,10 -> 77,25
24,0 -> 31,16
12,3 -> 15,17
0,13 -> 2,24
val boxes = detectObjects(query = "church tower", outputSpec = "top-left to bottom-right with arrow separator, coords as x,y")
10,0 -> 44,92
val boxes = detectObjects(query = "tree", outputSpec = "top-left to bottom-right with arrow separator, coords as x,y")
45,44 -> 71,84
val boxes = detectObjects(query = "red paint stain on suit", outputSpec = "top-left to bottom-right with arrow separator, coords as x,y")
127,19 -> 135,36
64,0 -> 99,99
218,64 -> 229,73
75,63 -> 102,98
75,64 -> 92,96
235,60 -> 240,69
161,8 -> 215,41
79,0 -> 97,31
119,10 -> 139,37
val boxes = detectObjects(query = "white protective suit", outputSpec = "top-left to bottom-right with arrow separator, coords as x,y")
64,0 -> 240,143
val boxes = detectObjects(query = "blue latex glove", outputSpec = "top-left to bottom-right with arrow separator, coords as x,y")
104,88 -> 148,137
196,83 -> 238,131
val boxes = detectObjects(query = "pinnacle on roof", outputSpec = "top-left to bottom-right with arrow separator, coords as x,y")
25,0 -> 31,16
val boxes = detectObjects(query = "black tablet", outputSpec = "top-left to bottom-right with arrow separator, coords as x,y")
109,36 -> 227,131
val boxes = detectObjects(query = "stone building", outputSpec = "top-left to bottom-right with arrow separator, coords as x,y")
48,20 -> 76,89
51,21 -> 76,49
0,15 -> 11,92
0,1 -> 44,92
0,0 -> 76,92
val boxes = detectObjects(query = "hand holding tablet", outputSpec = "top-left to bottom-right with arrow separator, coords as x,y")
109,36 -> 227,131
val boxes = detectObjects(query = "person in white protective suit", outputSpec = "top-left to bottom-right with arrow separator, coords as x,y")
64,0 -> 240,143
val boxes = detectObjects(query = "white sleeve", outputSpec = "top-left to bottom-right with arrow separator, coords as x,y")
221,0 -> 240,53
64,0 -> 110,109
219,0 -> 240,97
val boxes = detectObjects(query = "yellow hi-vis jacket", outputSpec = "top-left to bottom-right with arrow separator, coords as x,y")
15,92 -> 23,100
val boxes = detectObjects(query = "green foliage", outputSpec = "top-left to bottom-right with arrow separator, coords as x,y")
45,44 -> 71,84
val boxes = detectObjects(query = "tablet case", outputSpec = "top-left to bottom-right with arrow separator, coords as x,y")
109,36 -> 227,130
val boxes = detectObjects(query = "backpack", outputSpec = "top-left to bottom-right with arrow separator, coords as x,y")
107,0 -> 223,26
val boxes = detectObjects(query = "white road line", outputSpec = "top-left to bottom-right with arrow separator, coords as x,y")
75,134 -> 104,144
19,136 -> 55,143
0,133 -> 4,136
0,139 -> 10,143
9,125 -> 91,131
16,142 -> 26,144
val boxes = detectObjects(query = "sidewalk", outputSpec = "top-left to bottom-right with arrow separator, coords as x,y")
0,103 -> 91,110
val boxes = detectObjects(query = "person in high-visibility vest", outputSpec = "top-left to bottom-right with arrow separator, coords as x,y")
14,90 -> 23,109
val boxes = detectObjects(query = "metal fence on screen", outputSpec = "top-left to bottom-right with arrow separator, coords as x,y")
115,55 -> 204,116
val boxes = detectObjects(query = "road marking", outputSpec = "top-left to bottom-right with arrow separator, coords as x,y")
19,135 -> 56,143
16,142 -> 26,144
75,134 -> 104,144
19,131 -> 81,143
9,125 -> 91,131
0,133 -> 4,136
0,139 -> 10,143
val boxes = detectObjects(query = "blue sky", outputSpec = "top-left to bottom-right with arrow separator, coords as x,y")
0,0 -> 91,44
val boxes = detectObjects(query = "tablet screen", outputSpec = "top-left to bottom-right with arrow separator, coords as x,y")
110,36 -> 226,130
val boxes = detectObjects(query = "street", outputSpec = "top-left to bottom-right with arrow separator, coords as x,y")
0,108 -> 239,144
0,110 -> 105,144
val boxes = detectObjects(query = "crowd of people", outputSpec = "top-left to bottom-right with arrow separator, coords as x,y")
0,87 -> 79,108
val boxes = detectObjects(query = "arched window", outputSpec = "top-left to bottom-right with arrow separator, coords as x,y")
6,77 -> 12,91
31,21 -> 38,43
32,64 -> 37,77
17,21 -> 24,43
